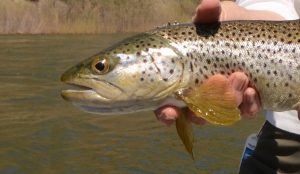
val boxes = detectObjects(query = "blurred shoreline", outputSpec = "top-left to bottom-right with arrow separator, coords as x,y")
0,0 -> 198,34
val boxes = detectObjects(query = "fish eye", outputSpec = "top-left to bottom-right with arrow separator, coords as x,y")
92,59 -> 110,74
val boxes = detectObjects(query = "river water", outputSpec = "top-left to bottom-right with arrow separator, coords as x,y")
0,34 -> 263,174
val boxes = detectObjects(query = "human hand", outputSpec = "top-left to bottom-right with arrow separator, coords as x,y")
193,0 -> 284,23
154,0 -> 276,126
155,72 -> 261,126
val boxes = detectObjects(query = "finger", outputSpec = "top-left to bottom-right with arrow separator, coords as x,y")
239,88 -> 261,119
154,106 -> 179,126
193,0 -> 221,24
183,108 -> 207,125
228,72 -> 249,106
187,114 -> 207,125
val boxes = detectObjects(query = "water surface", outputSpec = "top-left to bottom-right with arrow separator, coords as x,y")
0,34 -> 264,174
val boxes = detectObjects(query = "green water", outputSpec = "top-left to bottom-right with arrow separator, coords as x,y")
0,34 -> 263,174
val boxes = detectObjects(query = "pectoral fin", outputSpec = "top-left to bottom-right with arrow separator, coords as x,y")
177,75 -> 240,125
175,108 -> 194,159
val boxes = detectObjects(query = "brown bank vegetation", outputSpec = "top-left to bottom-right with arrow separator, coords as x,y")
0,0 -> 199,34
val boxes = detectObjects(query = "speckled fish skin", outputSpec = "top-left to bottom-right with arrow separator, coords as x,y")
154,20 -> 300,111
61,20 -> 300,114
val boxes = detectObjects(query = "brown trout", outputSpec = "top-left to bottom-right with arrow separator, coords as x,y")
61,20 -> 300,158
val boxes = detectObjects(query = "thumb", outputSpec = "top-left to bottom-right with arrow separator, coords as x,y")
193,0 -> 221,24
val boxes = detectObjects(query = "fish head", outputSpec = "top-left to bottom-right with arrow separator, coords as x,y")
61,34 -> 186,114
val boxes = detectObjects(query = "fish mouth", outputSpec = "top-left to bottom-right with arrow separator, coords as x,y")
61,72 -> 154,114
61,80 -> 167,115
61,78 -> 123,103
61,83 -> 161,115
61,83 -> 110,105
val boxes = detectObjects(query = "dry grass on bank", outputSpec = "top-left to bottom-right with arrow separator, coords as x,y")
0,0 -> 199,34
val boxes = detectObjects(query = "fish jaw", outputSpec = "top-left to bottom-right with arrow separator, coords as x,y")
61,86 -> 185,115
61,81 -> 158,115
61,63 -> 132,114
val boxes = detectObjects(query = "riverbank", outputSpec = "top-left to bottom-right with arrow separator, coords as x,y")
0,0 -> 198,34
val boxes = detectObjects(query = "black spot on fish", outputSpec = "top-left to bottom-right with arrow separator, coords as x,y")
206,59 -> 211,64
189,62 -> 194,72
225,63 -> 230,69
170,69 -> 174,74
199,68 -> 203,74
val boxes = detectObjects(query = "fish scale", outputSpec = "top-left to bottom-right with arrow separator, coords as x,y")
61,20 -> 300,157
152,20 -> 300,110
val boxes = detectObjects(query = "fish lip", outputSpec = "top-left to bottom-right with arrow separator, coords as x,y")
61,77 -> 125,103
61,81 -> 111,102
64,83 -> 93,91
61,89 -> 111,102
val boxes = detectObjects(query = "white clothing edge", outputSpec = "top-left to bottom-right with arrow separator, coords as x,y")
236,0 -> 300,134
